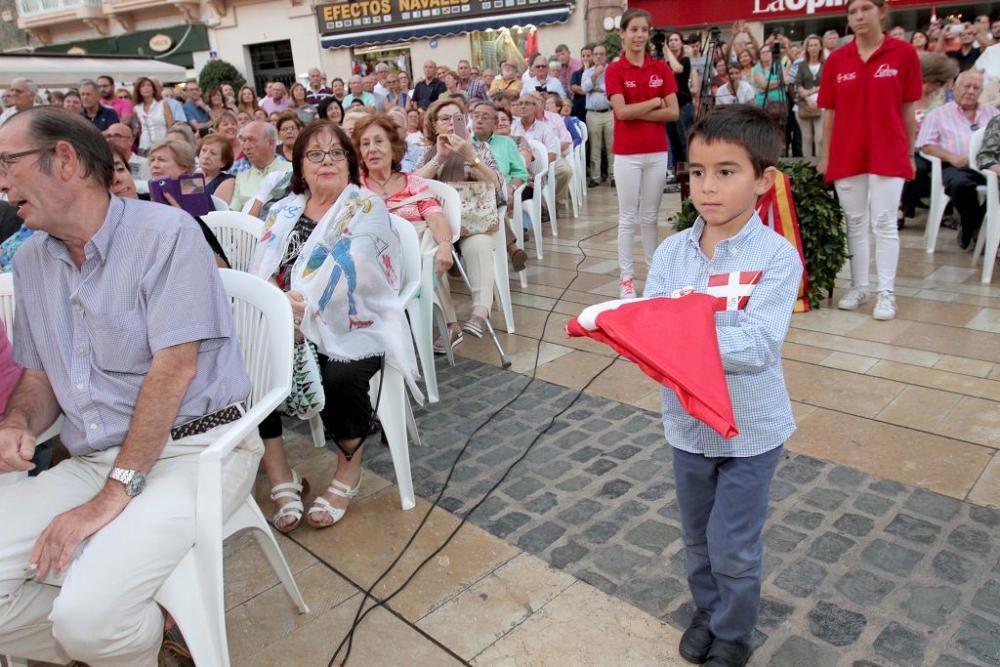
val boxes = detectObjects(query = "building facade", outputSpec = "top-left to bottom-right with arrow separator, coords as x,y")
6,0 -> 594,91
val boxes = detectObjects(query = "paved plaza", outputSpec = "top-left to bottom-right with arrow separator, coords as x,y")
22,185 -> 1000,667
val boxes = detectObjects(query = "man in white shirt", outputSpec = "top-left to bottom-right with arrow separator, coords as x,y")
0,79 -> 37,128
512,91 -> 573,216
521,55 -> 568,99
716,65 -> 756,106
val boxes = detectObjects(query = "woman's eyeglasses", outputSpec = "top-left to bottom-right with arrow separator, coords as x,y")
305,148 -> 347,163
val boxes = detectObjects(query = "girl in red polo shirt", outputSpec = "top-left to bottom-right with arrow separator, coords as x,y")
606,8 -> 679,298
818,0 -> 922,321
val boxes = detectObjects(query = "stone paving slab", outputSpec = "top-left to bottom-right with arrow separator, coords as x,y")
359,356 -> 1000,667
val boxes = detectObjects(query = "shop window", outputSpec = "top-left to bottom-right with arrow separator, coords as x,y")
350,45 -> 413,80
469,26 -> 539,74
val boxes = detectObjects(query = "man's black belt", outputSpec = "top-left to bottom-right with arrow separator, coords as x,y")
171,404 -> 243,440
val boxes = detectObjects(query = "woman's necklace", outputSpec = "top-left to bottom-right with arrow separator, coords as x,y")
368,172 -> 398,199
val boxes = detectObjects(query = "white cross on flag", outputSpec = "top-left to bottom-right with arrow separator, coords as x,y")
706,271 -> 763,311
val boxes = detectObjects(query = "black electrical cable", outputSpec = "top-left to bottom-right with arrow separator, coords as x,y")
325,219 -> 624,666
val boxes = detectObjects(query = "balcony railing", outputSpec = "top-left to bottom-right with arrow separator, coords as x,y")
16,0 -> 100,17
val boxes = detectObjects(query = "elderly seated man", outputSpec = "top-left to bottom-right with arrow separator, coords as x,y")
918,69 -> 1000,250
0,108 -> 262,666
229,119 -> 292,212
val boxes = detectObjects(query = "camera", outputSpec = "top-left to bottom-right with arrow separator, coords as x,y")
771,41 -> 782,58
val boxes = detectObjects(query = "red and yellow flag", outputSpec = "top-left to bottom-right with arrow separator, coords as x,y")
755,170 -> 810,313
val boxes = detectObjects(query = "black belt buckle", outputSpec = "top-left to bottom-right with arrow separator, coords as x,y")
170,404 -> 243,441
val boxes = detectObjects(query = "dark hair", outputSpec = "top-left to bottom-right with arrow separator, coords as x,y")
275,110 -> 304,133
352,113 -> 405,175
686,104 -> 782,177
318,95 -> 344,122
96,75 -> 114,87
132,76 -> 160,105
290,121 -> 360,194
20,106 -> 114,189
620,8 -> 651,32
846,0 -> 887,9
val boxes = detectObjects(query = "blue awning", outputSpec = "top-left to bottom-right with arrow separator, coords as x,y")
321,6 -> 572,50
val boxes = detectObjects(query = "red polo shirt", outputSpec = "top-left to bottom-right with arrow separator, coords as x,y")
818,35 -> 922,183
606,55 -> 677,155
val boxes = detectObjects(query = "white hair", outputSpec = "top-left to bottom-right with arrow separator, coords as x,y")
12,78 -> 37,94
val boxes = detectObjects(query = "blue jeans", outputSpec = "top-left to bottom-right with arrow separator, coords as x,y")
673,444 -> 783,645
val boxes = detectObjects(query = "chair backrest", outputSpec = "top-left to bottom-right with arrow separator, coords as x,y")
391,213 -> 421,306
218,269 -> 293,412
971,127 -> 987,169
527,139 -> 550,176
423,179 -> 461,243
203,211 -> 265,273
0,272 -> 13,346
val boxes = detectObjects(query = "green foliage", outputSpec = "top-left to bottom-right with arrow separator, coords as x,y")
198,60 -> 246,95
672,161 -> 847,309
602,33 -> 623,60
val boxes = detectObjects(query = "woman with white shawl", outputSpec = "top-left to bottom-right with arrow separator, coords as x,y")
250,120 -> 420,531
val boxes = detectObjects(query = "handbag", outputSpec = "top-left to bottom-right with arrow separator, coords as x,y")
797,103 -> 821,120
452,181 -> 499,237
281,341 -> 326,420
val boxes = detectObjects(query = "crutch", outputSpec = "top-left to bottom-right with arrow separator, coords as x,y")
451,250 -> 513,369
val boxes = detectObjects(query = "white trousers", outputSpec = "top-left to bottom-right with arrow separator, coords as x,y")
615,152 -> 669,281
0,424 -> 263,667
834,174 -> 904,293
439,232 -> 496,322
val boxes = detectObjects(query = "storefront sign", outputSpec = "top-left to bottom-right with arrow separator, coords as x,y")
148,34 -> 174,52
630,0 -> 964,28
316,0 -> 569,34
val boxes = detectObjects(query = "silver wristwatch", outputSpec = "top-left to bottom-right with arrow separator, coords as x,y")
108,467 -> 147,497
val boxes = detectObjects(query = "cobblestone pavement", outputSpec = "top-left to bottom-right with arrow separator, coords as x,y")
357,356 -> 1000,667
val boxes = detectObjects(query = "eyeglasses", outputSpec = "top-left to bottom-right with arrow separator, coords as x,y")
971,123 -> 980,131
533,64 -> 548,69
0,148 -> 44,176
436,113 -> 460,123
305,148 -> 348,163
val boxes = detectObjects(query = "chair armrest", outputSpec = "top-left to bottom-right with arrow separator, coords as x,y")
512,183 -> 527,201
197,388 -> 287,463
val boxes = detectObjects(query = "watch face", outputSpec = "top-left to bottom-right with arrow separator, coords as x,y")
126,474 -> 146,497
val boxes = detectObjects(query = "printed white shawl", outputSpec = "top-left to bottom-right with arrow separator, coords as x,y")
251,185 -> 422,401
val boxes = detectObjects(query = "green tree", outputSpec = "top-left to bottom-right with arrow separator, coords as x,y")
198,59 -> 247,94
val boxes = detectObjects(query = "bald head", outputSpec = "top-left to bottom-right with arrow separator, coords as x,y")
103,122 -> 134,156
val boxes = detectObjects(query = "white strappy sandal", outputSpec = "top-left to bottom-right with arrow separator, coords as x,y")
269,470 -> 309,534
306,472 -> 363,529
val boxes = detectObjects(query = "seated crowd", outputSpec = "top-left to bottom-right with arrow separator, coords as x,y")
0,49 -> 596,665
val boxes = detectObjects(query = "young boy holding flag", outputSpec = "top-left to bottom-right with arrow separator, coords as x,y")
643,104 -> 802,667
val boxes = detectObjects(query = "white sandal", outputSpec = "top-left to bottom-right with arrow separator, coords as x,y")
269,470 -> 309,534
306,472 -> 363,529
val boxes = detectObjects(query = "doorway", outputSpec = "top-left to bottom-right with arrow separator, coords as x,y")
248,40 -> 295,95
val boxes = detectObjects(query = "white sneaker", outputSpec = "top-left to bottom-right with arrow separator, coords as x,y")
873,291 -> 896,321
837,288 -> 870,311
619,278 -> 635,299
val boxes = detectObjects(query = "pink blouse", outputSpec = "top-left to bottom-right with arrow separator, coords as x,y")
0,320 -> 23,418
363,174 -> 443,225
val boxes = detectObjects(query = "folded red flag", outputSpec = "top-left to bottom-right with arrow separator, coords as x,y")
566,293 -> 739,439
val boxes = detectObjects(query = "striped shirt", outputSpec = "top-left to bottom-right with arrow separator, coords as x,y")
917,101 -> 1000,158
643,213 -> 802,457
12,196 -> 250,456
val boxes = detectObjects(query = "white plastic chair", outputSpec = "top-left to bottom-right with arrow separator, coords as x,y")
212,195 -> 229,212
424,179 -> 515,334
522,140 -> 550,261
969,128 -> 1000,283
577,121 -> 589,200
203,211 -> 265,273
530,139 -> 560,238
919,150 -> 951,254
306,217 -> 420,511
152,269 -> 307,667
4,270 -> 308,667
509,182 -> 529,289
394,213 -> 442,404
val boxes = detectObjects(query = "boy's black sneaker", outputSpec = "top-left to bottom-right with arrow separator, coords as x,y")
702,639 -> 751,667
679,609 -> 714,663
